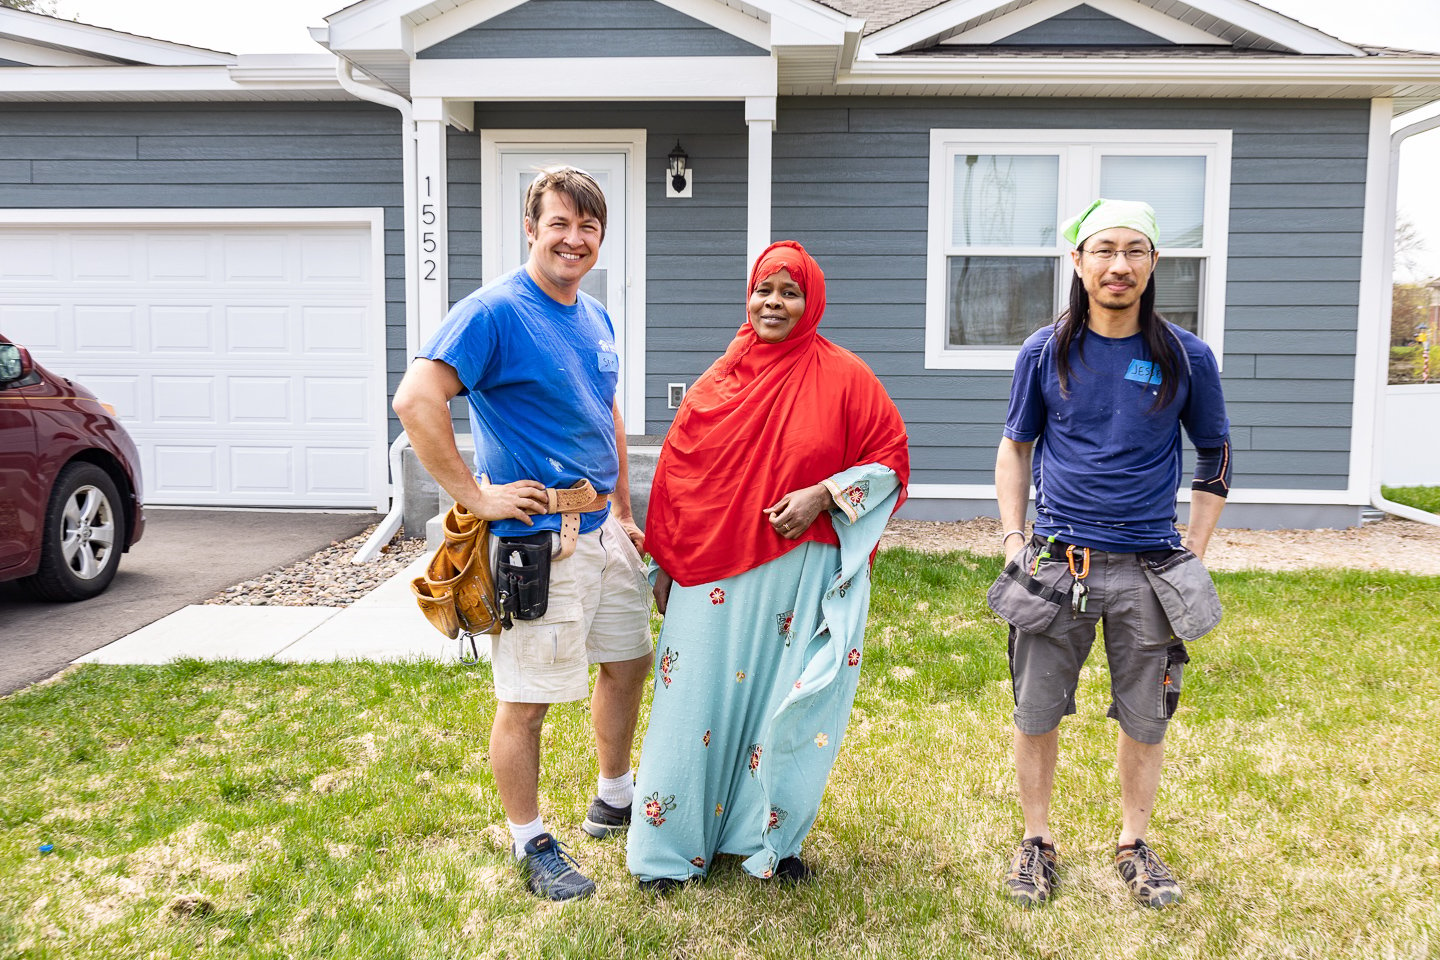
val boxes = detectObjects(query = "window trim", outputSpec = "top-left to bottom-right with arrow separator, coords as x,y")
924,128 -> 1232,371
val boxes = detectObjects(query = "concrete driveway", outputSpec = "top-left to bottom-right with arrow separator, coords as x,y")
0,508 -> 380,697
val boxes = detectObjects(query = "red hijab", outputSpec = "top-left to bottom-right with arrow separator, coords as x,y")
646,240 -> 910,587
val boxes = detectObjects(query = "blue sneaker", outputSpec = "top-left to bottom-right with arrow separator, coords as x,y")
581,797 -> 632,838
518,833 -> 596,901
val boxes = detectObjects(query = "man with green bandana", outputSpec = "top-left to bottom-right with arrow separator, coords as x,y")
989,198 -> 1232,909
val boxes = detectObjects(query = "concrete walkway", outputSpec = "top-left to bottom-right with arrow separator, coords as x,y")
75,554 -> 482,666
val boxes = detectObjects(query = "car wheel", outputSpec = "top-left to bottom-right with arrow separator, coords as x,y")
22,462 -> 126,602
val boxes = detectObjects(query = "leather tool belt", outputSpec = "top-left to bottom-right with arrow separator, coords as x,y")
410,478 -> 609,642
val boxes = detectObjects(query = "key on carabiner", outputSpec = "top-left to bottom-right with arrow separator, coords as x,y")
1070,579 -> 1089,614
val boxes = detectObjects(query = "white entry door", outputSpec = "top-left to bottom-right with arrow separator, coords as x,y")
497,151 -> 629,413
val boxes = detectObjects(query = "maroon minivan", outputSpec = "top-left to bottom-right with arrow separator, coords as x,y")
0,335 -> 145,601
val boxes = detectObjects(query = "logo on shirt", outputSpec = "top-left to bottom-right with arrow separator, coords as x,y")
1125,359 -> 1162,385
596,338 -> 619,372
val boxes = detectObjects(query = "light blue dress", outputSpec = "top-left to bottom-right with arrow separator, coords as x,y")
627,463 -> 900,881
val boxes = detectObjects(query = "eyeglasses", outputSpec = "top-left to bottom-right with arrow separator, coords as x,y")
1080,247 -> 1156,262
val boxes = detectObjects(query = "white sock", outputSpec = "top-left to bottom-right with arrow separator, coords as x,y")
597,770 -> 634,808
508,816 -> 547,859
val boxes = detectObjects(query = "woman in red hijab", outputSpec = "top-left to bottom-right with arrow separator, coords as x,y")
627,240 -> 909,890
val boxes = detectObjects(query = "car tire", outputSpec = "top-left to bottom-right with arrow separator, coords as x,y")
22,462 -> 126,602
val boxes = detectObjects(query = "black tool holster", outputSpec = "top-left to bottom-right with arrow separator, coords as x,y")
495,532 -> 553,627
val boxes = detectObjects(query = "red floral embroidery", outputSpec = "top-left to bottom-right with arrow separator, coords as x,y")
710,588 -> 725,605
748,743 -> 763,777
766,806 -> 789,832
776,609 -> 794,643
794,680 -> 802,689
643,791 -> 676,828
848,648 -> 861,667
659,646 -> 678,688
736,671 -> 746,682
702,729 -> 711,747
691,856 -> 706,868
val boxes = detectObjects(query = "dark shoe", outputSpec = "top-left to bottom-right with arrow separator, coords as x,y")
1002,836 -> 1059,907
637,876 -> 691,896
581,797 -> 632,839
775,856 -> 813,884
518,833 -> 596,901
1115,839 -> 1182,908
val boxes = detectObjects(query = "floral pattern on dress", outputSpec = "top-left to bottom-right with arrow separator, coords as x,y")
837,577 -> 853,598
777,609 -> 794,646
736,671 -> 746,682
842,479 -> 870,507
748,743 -> 763,778
658,647 -> 679,688
702,729 -> 711,748
814,732 -> 829,748
714,803 -> 724,817
848,648 -> 861,667
643,792 -> 676,828
691,857 -> 706,869
766,806 -> 790,833
710,588 -> 725,605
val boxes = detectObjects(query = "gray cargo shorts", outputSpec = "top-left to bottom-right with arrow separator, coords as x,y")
987,537 -> 1215,744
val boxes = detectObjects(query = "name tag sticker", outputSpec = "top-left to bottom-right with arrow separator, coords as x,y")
597,352 -> 619,372
1125,359 -> 1162,385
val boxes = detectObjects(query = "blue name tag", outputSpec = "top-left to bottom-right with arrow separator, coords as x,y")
1125,359 -> 1162,385
597,352 -> 619,372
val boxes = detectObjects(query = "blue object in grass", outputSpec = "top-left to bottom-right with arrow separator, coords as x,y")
38,843 -> 53,854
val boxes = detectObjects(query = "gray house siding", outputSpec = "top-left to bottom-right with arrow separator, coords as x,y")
419,0 -> 766,59
998,5 -> 1170,45
770,97 -> 1369,493
0,101 -> 407,435
446,101 -> 749,433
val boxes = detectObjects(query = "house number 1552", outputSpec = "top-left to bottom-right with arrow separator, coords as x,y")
421,176 -> 437,281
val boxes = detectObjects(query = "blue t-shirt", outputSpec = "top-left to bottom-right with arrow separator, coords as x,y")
420,267 -> 619,537
1003,322 -> 1230,552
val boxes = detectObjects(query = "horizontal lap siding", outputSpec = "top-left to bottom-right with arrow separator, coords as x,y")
772,97 -> 1368,491
418,0 -> 765,58
0,102 -> 407,435
451,102 -> 749,432
998,6 -> 1169,45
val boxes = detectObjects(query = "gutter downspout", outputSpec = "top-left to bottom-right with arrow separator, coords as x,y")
1371,110 -> 1440,526
335,59 -> 421,560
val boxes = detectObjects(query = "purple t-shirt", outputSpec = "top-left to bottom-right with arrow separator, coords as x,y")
1003,322 -> 1230,552
420,267 -> 619,537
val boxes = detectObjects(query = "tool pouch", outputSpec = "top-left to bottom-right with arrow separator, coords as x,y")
496,532 -> 553,622
1140,549 -> 1222,642
986,543 -> 1068,634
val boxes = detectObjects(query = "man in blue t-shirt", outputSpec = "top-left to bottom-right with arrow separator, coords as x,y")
393,167 -> 652,902
991,198 -> 1232,910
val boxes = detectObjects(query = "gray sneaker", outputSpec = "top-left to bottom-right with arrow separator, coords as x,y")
1003,836 -> 1059,907
581,797 -> 631,838
518,833 -> 596,901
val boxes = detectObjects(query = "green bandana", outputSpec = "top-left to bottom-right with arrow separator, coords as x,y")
1060,198 -> 1159,248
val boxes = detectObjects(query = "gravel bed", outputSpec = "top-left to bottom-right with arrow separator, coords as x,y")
204,526 -> 427,607
209,514 -> 1440,607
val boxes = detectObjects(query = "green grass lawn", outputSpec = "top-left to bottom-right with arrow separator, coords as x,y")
1382,485 -> 1440,515
2,551 -> 1438,959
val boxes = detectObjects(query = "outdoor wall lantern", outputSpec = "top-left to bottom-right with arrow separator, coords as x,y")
666,140 -> 692,198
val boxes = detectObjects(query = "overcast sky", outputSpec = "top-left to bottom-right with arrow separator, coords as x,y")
46,0 -> 1440,278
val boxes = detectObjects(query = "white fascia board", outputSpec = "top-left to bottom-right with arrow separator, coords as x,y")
0,207 -> 384,227
229,55 -> 345,88
326,17 -> 415,57
866,0 -> 1013,55
907,484 -> 1369,506
323,0 -> 422,50
0,38 -> 115,66
749,0 -> 857,37
946,0 -> 1224,46
839,55 -> 1440,93
411,55 -> 777,99
1179,0 -> 1362,56
0,65 -> 343,95
0,10 -> 234,65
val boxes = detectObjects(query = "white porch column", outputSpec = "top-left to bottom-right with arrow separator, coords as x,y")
413,98 -> 450,349
746,96 -> 776,267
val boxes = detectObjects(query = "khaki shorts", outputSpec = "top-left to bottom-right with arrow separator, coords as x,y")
997,539 -> 1194,745
488,513 -> 653,704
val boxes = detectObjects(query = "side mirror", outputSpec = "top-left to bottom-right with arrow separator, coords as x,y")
0,343 -> 32,384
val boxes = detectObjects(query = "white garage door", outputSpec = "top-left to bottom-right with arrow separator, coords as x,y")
0,216 -> 387,509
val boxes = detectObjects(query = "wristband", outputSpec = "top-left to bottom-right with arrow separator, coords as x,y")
1002,529 -> 1026,542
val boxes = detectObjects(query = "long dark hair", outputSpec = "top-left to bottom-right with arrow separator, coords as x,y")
1052,270 -> 1181,410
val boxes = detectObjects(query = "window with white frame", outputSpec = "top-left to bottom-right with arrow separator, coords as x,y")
924,129 -> 1231,370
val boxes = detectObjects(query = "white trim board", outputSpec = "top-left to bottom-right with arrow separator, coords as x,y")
478,130 -> 649,431
411,57 -> 777,101
907,484 -> 1370,506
